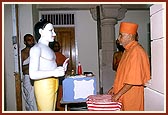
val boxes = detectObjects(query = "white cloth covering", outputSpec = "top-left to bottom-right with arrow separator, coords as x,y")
22,57 -> 37,111
22,74 -> 37,111
23,57 -> 30,66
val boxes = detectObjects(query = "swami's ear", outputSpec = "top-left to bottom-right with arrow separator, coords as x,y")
39,28 -> 43,35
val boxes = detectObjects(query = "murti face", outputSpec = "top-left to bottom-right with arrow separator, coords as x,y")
42,23 -> 56,42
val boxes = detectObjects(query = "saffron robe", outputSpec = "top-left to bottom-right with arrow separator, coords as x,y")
113,41 -> 150,111
55,52 -> 66,66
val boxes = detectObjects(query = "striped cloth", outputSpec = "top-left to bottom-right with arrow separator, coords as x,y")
86,94 -> 122,111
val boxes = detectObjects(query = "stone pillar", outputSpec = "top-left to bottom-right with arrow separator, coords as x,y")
101,18 -> 117,93
90,5 -> 127,93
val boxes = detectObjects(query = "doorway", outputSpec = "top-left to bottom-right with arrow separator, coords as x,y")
54,27 -> 76,75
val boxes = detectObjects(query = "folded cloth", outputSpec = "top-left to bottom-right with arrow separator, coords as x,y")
23,57 -> 30,65
86,94 -> 122,111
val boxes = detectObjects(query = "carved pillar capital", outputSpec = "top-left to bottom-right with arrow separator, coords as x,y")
90,4 -> 127,21
101,4 -> 127,21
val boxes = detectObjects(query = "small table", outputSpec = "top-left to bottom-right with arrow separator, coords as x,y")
60,99 -> 87,111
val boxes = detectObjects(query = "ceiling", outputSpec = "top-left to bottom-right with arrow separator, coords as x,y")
121,4 -> 152,10
36,4 -> 152,11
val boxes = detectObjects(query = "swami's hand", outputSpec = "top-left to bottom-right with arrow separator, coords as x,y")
108,87 -> 114,95
111,93 -> 120,102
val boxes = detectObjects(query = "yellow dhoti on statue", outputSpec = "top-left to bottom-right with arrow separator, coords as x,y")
34,77 -> 59,111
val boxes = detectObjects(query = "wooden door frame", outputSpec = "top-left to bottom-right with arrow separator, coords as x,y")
54,27 -> 76,75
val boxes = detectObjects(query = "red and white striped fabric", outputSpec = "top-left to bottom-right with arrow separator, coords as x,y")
86,94 -> 122,111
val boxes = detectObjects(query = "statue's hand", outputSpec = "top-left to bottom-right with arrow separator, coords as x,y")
54,66 -> 65,77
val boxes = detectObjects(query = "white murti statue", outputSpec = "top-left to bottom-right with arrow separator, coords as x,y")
29,19 -> 69,111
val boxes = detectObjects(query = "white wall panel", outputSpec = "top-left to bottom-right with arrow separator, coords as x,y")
150,4 -> 163,16
150,39 -> 164,93
144,87 -> 164,111
145,3 -> 166,111
4,4 -> 17,111
150,10 -> 164,40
